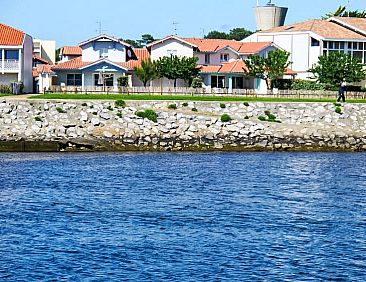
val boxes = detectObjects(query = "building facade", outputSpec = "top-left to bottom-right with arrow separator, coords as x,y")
0,23 -> 33,93
33,39 -> 56,64
244,17 -> 366,84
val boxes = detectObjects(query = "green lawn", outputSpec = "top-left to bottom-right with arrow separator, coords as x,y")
27,93 -> 357,103
0,93 -> 11,97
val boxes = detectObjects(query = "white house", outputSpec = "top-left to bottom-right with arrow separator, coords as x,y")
0,23 -> 33,93
52,34 -> 149,91
147,35 -> 295,93
243,17 -> 366,84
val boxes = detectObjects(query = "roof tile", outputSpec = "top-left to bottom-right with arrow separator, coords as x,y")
0,23 -> 25,46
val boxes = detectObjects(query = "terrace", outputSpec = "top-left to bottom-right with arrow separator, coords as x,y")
0,49 -> 20,72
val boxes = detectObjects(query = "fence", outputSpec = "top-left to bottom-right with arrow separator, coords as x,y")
47,86 -> 366,100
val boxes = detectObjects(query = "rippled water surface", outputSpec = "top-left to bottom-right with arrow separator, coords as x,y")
0,152 -> 365,281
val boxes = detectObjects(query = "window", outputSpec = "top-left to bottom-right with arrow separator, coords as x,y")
5,50 -> 19,60
167,50 -> 177,56
66,74 -> 82,86
220,53 -> 229,62
233,76 -> 244,89
94,74 -> 114,87
311,38 -> 320,47
323,41 -> 328,49
211,75 -> 226,88
205,53 -> 211,64
353,51 -> 363,61
99,48 -> 109,58
340,42 -> 345,49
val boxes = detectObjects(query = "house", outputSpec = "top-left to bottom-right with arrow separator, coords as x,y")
146,35 -> 295,93
52,34 -> 148,91
33,39 -> 56,64
243,17 -> 366,84
0,23 -> 33,93
59,46 -> 82,62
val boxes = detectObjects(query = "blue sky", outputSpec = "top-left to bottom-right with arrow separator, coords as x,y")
1,0 -> 364,47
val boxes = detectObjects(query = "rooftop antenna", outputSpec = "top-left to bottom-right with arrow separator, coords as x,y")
173,21 -> 179,35
96,21 -> 107,35
200,28 -> 205,38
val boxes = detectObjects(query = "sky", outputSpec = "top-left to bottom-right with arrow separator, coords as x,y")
1,0 -> 365,47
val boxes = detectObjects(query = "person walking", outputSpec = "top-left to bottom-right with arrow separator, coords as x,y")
337,80 -> 347,103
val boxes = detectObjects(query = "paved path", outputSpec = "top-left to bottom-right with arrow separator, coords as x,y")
2,94 -> 38,101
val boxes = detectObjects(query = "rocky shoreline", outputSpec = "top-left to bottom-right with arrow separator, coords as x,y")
1,99 -> 366,152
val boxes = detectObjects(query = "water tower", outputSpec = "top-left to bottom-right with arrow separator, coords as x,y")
253,0 -> 288,31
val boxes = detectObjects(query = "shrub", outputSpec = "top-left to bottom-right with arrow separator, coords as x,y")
182,102 -> 189,107
135,109 -> 157,122
221,114 -> 232,123
0,84 -> 11,94
291,79 -> 327,91
115,100 -> 126,108
192,108 -> 198,112
34,116 -> 42,122
168,104 -> 177,110
117,76 -> 129,87
220,103 -> 226,109
243,102 -> 250,107
258,116 -> 267,121
107,105 -> 113,111
191,77 -> 203,88
56,107 -> 66,113
334,102 -> 342,107
335,106 -> 342,114
81,102 -> 87,107
116,111 -> 123,118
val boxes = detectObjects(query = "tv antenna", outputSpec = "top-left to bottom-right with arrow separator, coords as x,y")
173,21 -> 179,35
96,21 -> 107,35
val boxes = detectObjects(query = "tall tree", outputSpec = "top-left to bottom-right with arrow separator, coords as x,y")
205,28 -> 253,41
205,31 -> 229,40
228,28 -> 253,41
323,5 -> 366,19
134,59 -> 157,87
309,52 -> 366,87
141,34 -> 155,45
179,57 -> 200,86
244,49 -> 291,90
124,39 -> 142,48
155,56 -> 182,87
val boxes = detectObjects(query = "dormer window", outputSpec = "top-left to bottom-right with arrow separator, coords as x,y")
220,53 -> 229,62
99,48 -> 108,59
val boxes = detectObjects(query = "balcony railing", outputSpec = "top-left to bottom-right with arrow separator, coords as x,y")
2,60 -> 20,71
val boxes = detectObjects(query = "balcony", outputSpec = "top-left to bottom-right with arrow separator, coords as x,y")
2,60 -> 20,72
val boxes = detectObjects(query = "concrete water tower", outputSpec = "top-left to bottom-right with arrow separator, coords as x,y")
254,0 -> 288,31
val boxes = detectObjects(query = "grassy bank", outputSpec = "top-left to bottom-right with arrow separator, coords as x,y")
27,93 -> 358,103
0,93 -> 11,97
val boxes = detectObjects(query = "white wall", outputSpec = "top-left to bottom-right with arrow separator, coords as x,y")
0,73 -> 17,85
150,39 -> 194,61
81,41 -> 126,62
196,49 -> 240,65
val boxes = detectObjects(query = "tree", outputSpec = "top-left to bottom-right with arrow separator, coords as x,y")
228,28 -> 253,41
323,5 -> 366,19
204,28 -> 253,41
141,34 -> 155,45
124,39 -> 142,48
309,52 -> 366,87
134,59 -> 157,87
244,49 -> 291,90
205,31 -> 230,40
179,57 -> 200,86
155,56 -> 200,87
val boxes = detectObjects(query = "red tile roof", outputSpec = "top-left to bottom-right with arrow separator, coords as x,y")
183,38 -> 272,54
331,17 -> 366,35
52,48 -> 151,71
0,23 -> 25,46
36,64 -> 55,74
61,46 -> 82,56
33,55 -> 51,65
200,60 -> 296,75
52,57 -> 89,70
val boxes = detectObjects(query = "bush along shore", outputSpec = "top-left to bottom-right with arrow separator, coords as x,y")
1,99 -> 366,152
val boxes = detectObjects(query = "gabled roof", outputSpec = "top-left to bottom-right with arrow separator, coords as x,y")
200,59 -> 296,75
33,55 -> 51,65
52,48 -> 150,71
259,19 -> 366,40
79,34 -> 132,48
61,46 -> 82,56
183,38 -> 274,54
329,17 -> 366,36
0,23 -> 25,46
146,35 -> 197,49
79,59 -> 129,71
